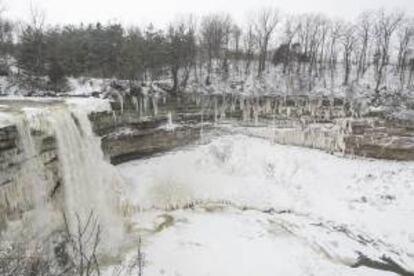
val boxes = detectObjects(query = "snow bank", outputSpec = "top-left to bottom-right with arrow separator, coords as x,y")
117,134 -> 414,274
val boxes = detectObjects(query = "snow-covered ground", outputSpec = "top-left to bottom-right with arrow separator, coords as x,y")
108,134 -> 414,276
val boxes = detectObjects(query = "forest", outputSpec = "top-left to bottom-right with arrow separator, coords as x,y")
0,7 -> 412,97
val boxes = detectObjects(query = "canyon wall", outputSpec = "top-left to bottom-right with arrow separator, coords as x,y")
95,93 -> 414,162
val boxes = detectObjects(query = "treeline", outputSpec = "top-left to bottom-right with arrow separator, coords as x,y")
15,21 -> 196,92
0,8 -> 413,94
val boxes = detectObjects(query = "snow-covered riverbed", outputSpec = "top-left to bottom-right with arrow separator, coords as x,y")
110,134 -> 414,276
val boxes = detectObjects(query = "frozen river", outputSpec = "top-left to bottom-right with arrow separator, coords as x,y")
106,134 -> 414,276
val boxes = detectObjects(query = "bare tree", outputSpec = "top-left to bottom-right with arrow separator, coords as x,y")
221,15 -> 233,80
111,236 -> 145,276
63,210 -> 102,276
327,19 -> 343,89
242,22 -> 256,77
252,8 -> 280,77
167,19 -> 197,94
231,24 -> 242,76
200,13 -> 232,84
0,242 -> 51,276
0,211 -> 101,276
317,16 -> 330,87
396,18 -> 414,88
296,14 -> 328,89
356,11 -> 373,82
373,9 -> 404,92
341,24 -> 357,85
281,14 -> 300,74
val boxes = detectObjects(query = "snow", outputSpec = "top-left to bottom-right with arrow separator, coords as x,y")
105,209 -> 392,276
0,97 -> 113,129
65,97 -> 113,113
112,134 -> 414,275
66,78 -> 109,96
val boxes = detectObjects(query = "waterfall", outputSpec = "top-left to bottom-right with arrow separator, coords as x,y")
12,110 -> 50,233
47,105 -> 124,252
0,100 -> 124,253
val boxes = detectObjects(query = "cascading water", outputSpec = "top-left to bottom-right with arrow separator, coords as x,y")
47,105 -> 124,251
10,110 -> 50,234
0,100 -> 124,253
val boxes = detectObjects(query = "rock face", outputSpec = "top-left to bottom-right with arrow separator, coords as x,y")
0,120 -> 60,232
86,93 -> 414,162
341,118 -> 414,160
89,104 -> 204,164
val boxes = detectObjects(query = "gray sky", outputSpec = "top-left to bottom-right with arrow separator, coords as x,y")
3,0 -> 414,27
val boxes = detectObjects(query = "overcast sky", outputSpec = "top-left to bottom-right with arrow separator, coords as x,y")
3,0 -> 414,27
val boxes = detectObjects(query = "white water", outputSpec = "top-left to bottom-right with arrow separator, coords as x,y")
47,106 -> 124,251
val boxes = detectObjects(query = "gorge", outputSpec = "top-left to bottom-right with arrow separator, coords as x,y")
0,92 -> 414,275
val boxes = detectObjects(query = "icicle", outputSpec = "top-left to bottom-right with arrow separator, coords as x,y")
163,112 -> 176,131
265,98 -> 272,114
239,96 -> 244,112
132,96 -> 139,112
272,113 -> 276,144
253,99 -> 260,126
243,99 -> 250,122
220,94 -> 226,120
138,97 -> 143,118
152,96 -> 159,116
200,111 -> 204,144
230,96 -> 236,113
214,97 -> 218,123
143,96 -> 148,115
